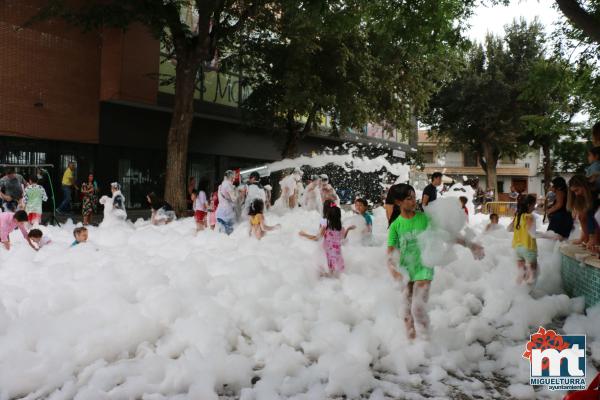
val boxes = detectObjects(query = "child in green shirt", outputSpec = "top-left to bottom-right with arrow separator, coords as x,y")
386,184 -> 484,340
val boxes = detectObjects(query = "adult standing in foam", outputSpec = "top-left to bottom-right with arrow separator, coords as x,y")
243,172 -> 266,217
56,162 -> 77,214
301,175 -> 322,211
319,174 -> 339,203
278,168 -> 303,209
0,167 -> 25,212
216,170 -> 237,235
421,172 -> 442,208
546,177 -> 573,240
80,173 -> 98,226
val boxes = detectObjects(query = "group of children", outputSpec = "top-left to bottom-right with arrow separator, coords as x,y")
0,175 -> 554,342
0,208 -> 89,251
12,147 -> 600,343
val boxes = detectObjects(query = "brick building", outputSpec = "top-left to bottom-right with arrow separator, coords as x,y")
0,1 -> 415,208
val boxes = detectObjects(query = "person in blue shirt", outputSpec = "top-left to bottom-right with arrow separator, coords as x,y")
354,198 -> 372,234
71,226 -> 88,247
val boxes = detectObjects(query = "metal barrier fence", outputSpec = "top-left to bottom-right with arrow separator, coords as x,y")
483,201 -> 517,217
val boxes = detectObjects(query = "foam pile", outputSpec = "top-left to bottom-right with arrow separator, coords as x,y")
0,201 -> 597,399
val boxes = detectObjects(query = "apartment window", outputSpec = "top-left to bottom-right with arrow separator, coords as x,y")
118,158 -> 157,208
423,150 -> 435,163
1,151 -> 46,166
497,181 -> 504,193
60,154 -> 77,171
500,154 -> 516,165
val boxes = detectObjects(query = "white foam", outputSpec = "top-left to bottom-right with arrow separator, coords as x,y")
267,147 -> 410,182
0,167 -> 596,399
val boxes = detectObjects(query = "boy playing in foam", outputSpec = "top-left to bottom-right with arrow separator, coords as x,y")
485,213 -> 500,232
354,198 -> 373,235
71,227 -> 88,247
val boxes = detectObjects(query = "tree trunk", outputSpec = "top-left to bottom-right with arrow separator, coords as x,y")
481,142 -> 499,201
302,106 -> 317,135
282,110 -> 298,158
542,143 -> 552,195
555,0 -> 600,44
163,56 -> 200,215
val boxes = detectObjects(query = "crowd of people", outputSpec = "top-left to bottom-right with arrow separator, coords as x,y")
0,164 -> 348,246
2,122 -> 599,341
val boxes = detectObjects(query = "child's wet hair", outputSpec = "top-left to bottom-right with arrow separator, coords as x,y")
73,227 -> 88,238
249,198 -> 264,216
322,199 -> 335,217
325,204 -> 342,231
28,229 -> 43,238
354,198 -> 368,207
459,196 -> 468,206
388,183 -> 415,202
13,210 -> 28,222
515,195 -> 536,229
490,213 -> 499,221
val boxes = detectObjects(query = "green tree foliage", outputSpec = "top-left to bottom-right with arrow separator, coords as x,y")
237,0 -> 475,156
552,127 -> 589,174
426,20 -> 546,197
555,0 -> 600,47
519,57 -> 586,191
35,0 -> 481,201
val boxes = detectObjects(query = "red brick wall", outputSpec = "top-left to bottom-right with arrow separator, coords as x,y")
0,0 -> 101,143
100,24 -> 160,105
120,24 -> 159,105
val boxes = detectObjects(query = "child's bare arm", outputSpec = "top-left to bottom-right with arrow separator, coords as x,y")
507,218 -> 515,232
386,246 -> 403,280
260,215 -> 280,232
299,226 -> 325,241
456,235 -> 485,259
343,225 -> 356,239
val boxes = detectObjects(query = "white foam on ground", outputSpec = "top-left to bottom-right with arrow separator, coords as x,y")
0,180 -> 598,399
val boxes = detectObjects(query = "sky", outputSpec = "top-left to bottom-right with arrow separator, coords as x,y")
467,0 -> 564,43
466,1 -> 592,124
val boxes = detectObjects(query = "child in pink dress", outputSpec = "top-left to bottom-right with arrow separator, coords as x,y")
300,202 -> 355,276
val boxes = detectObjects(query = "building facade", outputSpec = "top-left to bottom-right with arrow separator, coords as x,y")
0,1 -> 415,208
418,130 -> 545,197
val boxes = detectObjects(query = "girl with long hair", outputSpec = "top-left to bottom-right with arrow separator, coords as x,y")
508,194 -> 538,284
